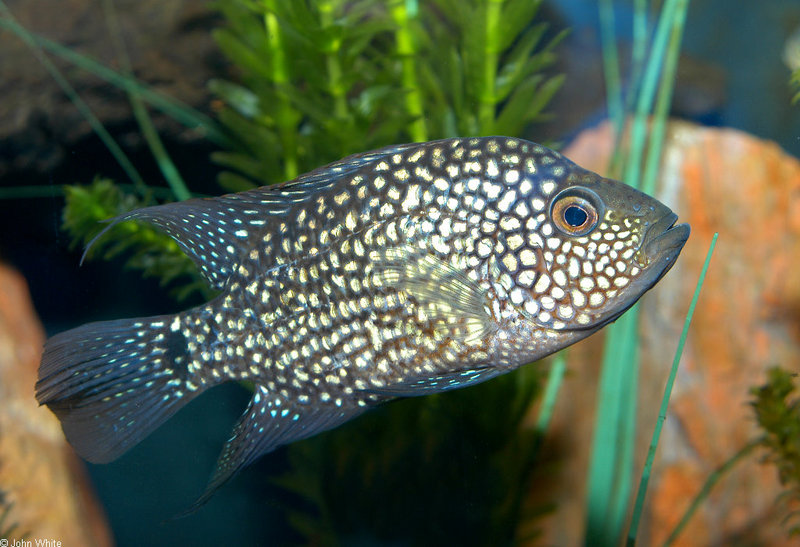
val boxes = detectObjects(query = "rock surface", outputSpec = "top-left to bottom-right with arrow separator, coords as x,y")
0,0 -> 221,176
533,120 -> 800,546
0,265 -> 112,546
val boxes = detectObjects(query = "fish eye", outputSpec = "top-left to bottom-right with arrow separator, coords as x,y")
551,192 -> 600,237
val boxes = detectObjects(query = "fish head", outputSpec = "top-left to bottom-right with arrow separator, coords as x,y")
495,156 -> 690,334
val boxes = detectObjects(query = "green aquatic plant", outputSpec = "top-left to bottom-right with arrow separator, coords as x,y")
750,367 -> 800,536
626,233 -> 717,545
275,366 -> 551,545
210,0 -> 405,188
664,367 -> 800,544
792,68 -> 800,104
61,178 -> 211,301
210,0 -> 565,190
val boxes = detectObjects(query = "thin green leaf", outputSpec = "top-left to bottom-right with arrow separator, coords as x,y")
627,233 -> 718,546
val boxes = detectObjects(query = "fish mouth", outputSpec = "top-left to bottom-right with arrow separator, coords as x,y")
640,212 -> 691,273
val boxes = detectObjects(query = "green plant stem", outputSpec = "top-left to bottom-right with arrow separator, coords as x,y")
534,352 -> 566,445
627,232 -> 719,546
599,0 -> 623,134
663,438 -> 761,547
0,15 -> 228,149
608,0 -> 648,178
628,0 -> 648,113
585,307 -> 640,546
262,1 -> 298,181
641,0 -> 689,196
624,0 -> 682,190
390,0 -> 426,142
587,1 -> 691,542
318,0 -> 348,122
102,0 -> 191,202
478,0 -> 503,134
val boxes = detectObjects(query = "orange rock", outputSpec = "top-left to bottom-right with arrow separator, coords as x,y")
533,121 -> 800,546
0,265 -> 112,546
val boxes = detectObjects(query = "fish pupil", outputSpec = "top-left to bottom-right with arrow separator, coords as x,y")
564,205 -> 588,227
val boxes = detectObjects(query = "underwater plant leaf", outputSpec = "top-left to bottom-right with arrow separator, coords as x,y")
496,0 -> 544,52
208,79 -> 261,119
212,28 -> 274,82
494,73 -> 564,136
62,178 -> 211,301
494,23 -> 546,100
750,367 -> 800,536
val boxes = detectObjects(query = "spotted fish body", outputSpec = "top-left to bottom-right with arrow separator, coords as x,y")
37,137 -> 689,505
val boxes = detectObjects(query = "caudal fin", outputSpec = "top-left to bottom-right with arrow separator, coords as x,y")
37,314 -> 205,463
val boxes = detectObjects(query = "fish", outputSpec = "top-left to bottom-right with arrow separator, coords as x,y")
36,137 -> 690,507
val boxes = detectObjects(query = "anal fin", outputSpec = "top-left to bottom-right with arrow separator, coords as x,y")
187,385 -> 366,511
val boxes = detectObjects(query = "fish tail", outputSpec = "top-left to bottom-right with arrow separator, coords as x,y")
36,314 -> 207,463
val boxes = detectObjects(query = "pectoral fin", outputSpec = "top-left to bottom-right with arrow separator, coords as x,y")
370,247 -> 497,345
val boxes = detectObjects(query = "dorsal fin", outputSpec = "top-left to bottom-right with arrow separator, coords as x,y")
84,142 -> 423,289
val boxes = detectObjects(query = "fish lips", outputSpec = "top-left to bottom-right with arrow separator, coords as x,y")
641,212 -> 691,277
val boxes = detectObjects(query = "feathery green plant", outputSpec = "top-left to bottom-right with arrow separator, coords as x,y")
750,367 -> 800,535
664,367 -> 800,544
61,178 -> 213,301
210,0 -> 565,190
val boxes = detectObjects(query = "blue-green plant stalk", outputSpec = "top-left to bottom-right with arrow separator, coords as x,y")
0,15 -> 228,149
599,0 -> 623,134
0,2 -> 146,192
623,0 -> 684,190
641,0 -> 689,197
662,438 -> 760,546
533,352 -> 567,454
608,0 -> 649,177
389,0 -> 427,142
628,0 -> 648,112
585,306 -> 640,542
626,233 -> 719,546
585,0 -> 691,544
101,0 -> 191,202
